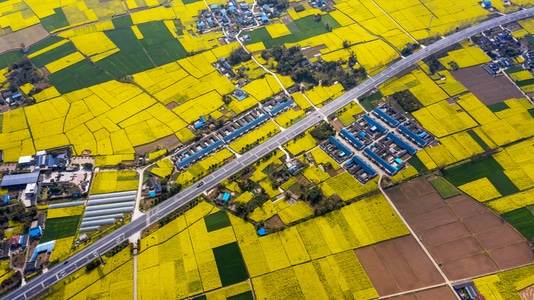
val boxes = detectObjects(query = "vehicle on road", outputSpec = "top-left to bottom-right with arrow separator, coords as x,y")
197,182 -> 204,188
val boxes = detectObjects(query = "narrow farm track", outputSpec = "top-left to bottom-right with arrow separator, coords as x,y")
5,8 -> 534,300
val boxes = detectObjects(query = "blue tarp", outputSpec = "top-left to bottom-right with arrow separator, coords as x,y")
328,136 -> 353,157
222,114 -> 269,143
364,148 -> 398,175
398,125 -> 427,147
387,132 -> 417,155
373,108 -> 400,127
340,129 -> 365,150
395,158 -> 403,164
194,121 -> 204,129
0,194 -> 8,203
222,192 -> 230,202
176,140 -> 223,168
363,115 -> 386,133
268,100 -> 293,116
257,228 -> 268,236
352,156 -> 377,178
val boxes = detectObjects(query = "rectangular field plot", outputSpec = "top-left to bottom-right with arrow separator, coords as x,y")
429,177 -> 462,199
503,208 -> 534,242
213,242 -> 249,287
41,215 -> 81,242
205,211 -> 231,232
443,157 -> 519,197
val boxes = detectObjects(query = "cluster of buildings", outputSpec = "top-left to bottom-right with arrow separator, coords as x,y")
0,148 -> 93,207
197,0 -> 279,38
1,90 -> 26,107
319,105 -> 433,183
474,27 -> 523,75
174,98 -> 294,170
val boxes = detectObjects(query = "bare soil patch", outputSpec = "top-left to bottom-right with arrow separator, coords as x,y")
519,284 -> 534,300
301,45 -> 327,59
386,178 -> 534,281
451,66 -> 524,105
165,102 -> 179,110
355,235 -> 443,296
0,24 -> 49,54
134,134 -> 181,155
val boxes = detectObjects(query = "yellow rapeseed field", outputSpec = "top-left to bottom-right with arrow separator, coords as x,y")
459,177 -> 502,202
47,205 -> 84,219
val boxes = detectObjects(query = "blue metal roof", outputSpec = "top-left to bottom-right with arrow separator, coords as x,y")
29,226 -> 42,238
387,132 -> 417,155
176,140 -> 223,168
222,114 -> 269,143
340,128 -> 365,150
257,228 -> 268,236
1,172 -> 40,187
398,125 -> 428,147
30,240 -> 56,262
373,108 -> 400,127
352,156 -> 377,178
363,115 -> 386,133
268,100 -> 293,116
364,148 -> 398,175
328,136 -> 353,157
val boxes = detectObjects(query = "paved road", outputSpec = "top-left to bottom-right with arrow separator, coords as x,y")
6,8 -> 534,300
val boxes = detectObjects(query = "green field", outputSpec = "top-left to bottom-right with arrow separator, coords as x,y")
137,21 -> 188,65
429,177 -> 461,199
97,22 -> 187,78
228,291 -> 254,300
466,129 -> 490,151
407,155 -> 427,172
48,59 -> 113,94
98,27 -> 155,77
204,211 -> 231,232
213,242 -> 249,287
112,15 -> 133,28
0,50 -> 23,69
27,36 -> 64,55
503,207 -> 534,242
248,15 -> 341,48
30,42 -> 78,68
40,8 -> 69,32
487,102 -> 509,113
41,215 -> 81,242
443,156 -> 519,196
504,66 -> 524,74
516,78 -> 534,86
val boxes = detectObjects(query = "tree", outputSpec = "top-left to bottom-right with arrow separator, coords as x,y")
222,94 -> 232,105
228,48 -> 252,66
342,40 -> 351,49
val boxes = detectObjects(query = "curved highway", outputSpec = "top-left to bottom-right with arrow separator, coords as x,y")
6,7 -> 534,300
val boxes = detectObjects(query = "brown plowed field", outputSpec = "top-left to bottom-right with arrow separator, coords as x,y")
388,285 -> 458,300
355,235 -> 443,296
451,66 -> 524,105
386,178 -> 533,281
